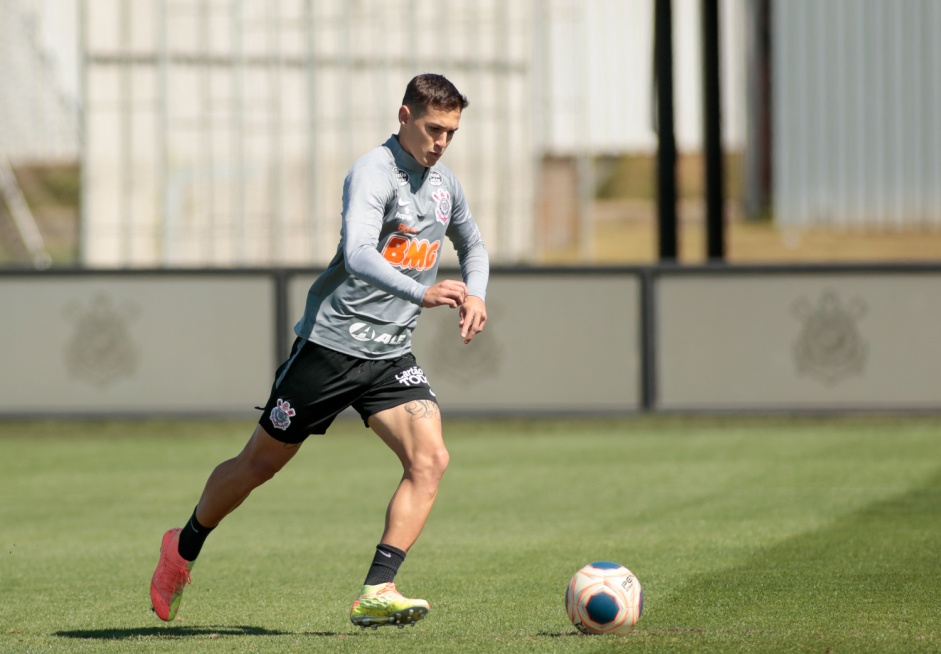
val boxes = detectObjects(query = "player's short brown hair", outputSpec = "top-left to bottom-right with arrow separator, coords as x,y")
402,74 -> 469,117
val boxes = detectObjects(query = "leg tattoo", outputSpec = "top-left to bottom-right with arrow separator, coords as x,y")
403,400 -> 440,421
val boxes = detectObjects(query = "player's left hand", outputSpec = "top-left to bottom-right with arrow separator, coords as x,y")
459,296 -> 487,344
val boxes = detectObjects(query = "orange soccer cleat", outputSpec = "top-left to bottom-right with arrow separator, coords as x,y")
149,528 -> 194,621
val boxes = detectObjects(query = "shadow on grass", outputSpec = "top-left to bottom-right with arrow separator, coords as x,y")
54,625 -> 343,640
537,630 -> 583,638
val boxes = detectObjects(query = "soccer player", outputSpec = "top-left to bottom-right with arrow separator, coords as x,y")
150,73 -> 488,629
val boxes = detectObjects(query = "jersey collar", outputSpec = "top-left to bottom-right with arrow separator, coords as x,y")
385,134 -> 431,177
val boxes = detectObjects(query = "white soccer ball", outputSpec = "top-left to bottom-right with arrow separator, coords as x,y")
565,561 -> 643,635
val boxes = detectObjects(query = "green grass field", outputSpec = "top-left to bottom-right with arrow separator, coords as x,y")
2,416 -> 940,653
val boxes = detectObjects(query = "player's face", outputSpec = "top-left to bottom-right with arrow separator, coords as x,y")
398,105 -> 462,167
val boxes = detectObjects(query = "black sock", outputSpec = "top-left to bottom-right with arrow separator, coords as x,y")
177,508 -> 214,562
363,544 -> 407,586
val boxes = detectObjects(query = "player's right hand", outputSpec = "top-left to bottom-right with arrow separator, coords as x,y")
422,280 -> 467,308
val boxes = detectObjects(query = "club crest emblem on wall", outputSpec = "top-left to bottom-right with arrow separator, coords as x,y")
792,291 -> 867,385
64,294 -> 140,388
428,300 -> 502,385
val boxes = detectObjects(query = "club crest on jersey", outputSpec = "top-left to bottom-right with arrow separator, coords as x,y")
393,167 -> 409,186
270,398 -> 296,430
433,189 -> 451,224
428,169 -> 443,186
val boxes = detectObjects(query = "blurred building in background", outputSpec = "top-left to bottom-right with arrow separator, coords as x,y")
1,0 -> 750,267
0,1 -> 938,269
0,1 -> 80,267
774,1 -> 941,230
79,0 -> 540,267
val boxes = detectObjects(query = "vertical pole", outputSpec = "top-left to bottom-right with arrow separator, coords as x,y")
200,1 -> 214,262
496,0 -> 513,262
340,2 -> 354,176
744,0 -> 772,221
119,0 -> 132,265
232,1 -> 246,263
576,3 -> 595,262
79,0 -> 89,264
654,0 -> 678,261
157,0 -> 170,264
305,0 -> 319,261
270,0 -> 284,264
702,0 -> 725,260
532,0 -> 549,262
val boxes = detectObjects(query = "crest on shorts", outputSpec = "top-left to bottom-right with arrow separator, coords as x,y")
270,398 -> 296,430
433,189 -> 451,224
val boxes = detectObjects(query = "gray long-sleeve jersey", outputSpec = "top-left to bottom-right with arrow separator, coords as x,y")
294,134 -> 489,359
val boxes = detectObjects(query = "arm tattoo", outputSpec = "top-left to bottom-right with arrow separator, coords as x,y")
404,400 -> 440,421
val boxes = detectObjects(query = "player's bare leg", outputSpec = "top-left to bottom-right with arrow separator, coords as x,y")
194,425 -> 302,527
350,399 -> 448,629
369,400 -> 449,550
150,425 -> 300,620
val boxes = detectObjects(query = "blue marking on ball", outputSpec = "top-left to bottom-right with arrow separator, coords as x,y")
589,561 -> 623,570
585,590 -> 621,625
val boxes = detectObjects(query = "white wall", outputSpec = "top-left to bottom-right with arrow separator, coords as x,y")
657,271 -> 941,409
4,267 -> 941,416
541,0 -> 746,155
774,0 -> 941,229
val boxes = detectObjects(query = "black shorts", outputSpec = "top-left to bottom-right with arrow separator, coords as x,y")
258,339 -> 438,444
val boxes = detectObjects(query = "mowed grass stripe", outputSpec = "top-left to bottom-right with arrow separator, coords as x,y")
647,469 -> 941,653
1,417 -> 939,653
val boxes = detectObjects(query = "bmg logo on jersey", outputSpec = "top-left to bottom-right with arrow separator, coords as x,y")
396,366 -> 429,386
381,235 -> 440,270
